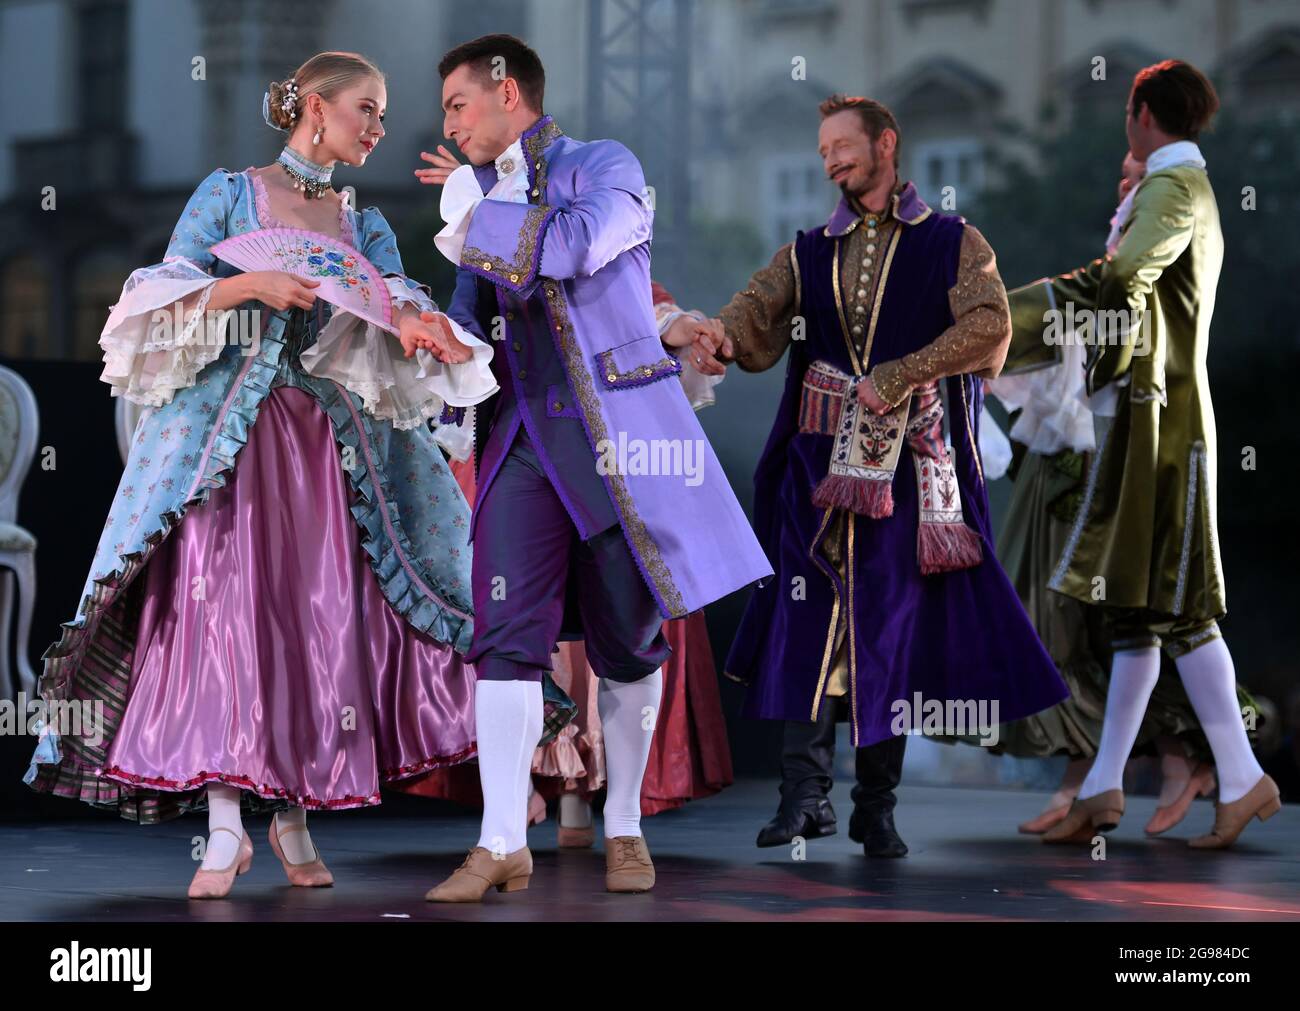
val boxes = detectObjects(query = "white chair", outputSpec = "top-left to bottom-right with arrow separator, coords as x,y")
0,365 -> 39,700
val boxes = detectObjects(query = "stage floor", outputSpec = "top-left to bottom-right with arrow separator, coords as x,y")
3,780 -> 1297,922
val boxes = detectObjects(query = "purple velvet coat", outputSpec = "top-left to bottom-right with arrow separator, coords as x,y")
447,116 -> 772,618
726,190 -> 1069,746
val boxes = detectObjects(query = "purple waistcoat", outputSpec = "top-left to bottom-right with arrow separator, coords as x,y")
445,116 -> 773,618
725,189 -> 1068,746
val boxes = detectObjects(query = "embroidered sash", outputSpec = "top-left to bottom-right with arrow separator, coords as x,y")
800,359 -> 982,574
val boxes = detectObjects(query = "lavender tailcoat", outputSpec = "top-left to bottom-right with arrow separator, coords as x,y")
447,116 -> 772,618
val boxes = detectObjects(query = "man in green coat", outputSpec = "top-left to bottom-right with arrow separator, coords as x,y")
1006,60 -> 1280,849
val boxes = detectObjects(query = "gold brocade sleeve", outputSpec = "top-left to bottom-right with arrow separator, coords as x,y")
870,224 -> 1012,408
717,242 -> 799,373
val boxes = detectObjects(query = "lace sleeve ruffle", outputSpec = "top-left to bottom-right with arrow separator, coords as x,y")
298,275 -> 498,431
98,257 -> 228,407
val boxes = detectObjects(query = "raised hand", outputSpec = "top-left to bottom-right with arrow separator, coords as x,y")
414,145 -> 465,187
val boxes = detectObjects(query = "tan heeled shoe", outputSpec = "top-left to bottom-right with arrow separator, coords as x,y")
1189,774 -> 1281,850
1042,789 -> 1125,844
1146,763 -> 1216,836
425,846 -> 532,902
557,824 -> 596,848
188,827 -> 253,899
268,813 -> 334,887
605,836 -> 655,892
1018,804 -> 1073,835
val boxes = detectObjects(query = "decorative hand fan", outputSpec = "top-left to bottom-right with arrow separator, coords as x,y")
212,228 -> 395,333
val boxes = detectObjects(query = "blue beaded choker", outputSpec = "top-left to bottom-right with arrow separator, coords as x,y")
277,146 -> 334,199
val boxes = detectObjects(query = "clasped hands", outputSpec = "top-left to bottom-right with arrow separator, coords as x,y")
398,310 -> 475,364
660,313 -> 894,413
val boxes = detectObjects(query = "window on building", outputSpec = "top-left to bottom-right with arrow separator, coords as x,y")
0,258 -> 51,361
78,1 -> 127,131
760,152 -> 836,247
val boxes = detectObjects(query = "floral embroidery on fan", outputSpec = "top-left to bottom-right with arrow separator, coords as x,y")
270,237 -> 376,311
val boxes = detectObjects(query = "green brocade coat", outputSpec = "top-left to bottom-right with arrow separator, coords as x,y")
1004,165 -> 1225,622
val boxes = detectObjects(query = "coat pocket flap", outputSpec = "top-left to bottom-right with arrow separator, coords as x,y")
594,334 -> 683,391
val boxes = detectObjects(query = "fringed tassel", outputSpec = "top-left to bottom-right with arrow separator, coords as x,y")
918,520 -> 984,575
811,472 -> 894,518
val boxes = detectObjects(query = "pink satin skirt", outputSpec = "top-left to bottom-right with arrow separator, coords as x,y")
100,386 -> 477,809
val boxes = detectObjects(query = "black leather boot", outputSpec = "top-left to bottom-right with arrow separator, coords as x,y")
756,701 -> 840,848
849,735 -> 908,857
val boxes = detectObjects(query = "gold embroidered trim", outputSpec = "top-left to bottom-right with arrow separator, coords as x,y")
862,224 -> 903,373
542,281 -> 686,616
808,506 -> 841,720
847,511 -> 859,746
831,239 -> 863,375
524,119 -> 564,201
461,204 -> 552,285
958,375 -> 984,485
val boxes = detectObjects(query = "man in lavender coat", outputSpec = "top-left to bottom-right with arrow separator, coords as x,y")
421,35 -> 771,902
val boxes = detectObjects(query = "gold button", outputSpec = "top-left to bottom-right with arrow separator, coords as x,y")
553,401 -> 563,411
506,311 -> 515,320
531,188 -> 540,197
855,305 -> 866,314
642,367 -> 653,376
555,323 -> 563,332
513,341 -> 522,352
482,261 -> 493,270
607,373 -> 618,382
535,160 -> 542,169
852,325 -> 863,335
518,368 -> 527,379
857,288 -> 867,298
509,273 -> 520,284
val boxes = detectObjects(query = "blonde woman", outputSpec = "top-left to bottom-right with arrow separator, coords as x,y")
25,52 -> 498,897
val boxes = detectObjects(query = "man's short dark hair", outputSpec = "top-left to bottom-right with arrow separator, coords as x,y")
438,34 -> 545,113
1130,60 -> 1219,139
819,94 -> 900,168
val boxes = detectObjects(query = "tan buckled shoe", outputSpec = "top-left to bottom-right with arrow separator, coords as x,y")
605,835 -> 655,893
425,846 -> 532,902
1042,789 -> 1125,844
1189,774 -> 1282,850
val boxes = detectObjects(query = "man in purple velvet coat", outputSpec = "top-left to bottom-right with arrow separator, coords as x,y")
422,36 -> 771,902
691,95 -> 1068,858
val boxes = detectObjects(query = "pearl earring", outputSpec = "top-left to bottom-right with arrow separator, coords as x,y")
313,124 -> 322,145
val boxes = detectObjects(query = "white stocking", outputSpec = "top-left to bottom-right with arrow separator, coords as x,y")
597,668 -> 663,839
475,679 -> 542,855
202,783 -> 244,869
1174,637 -> 1263,803
1078,648 -> 1160,799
